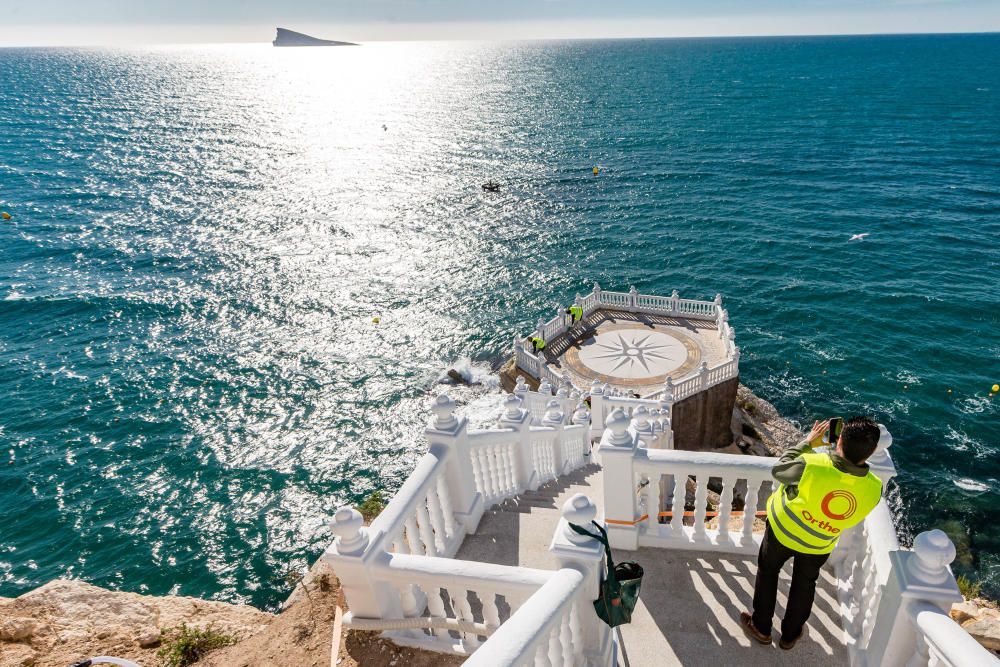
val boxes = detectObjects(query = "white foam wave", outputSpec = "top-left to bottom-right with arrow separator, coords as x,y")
958,395 -> 995,415
944,426 -> 996,459
953,478 -> 991,492
439,357 -> 500,389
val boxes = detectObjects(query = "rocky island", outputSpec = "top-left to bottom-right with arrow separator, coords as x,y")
272,28 -> 356,47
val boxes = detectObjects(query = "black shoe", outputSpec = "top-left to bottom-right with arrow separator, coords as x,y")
779,630 -> 803,650
740,611 -> 772,645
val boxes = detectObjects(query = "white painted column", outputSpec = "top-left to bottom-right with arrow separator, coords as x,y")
542,403 -> 566,474
550,494 -> 614,666
863,530 -> 964,667
426,393 -> 483,534
868,425 -> 898,486
598,408 -> 640,550
323,508 -> 402,620
589,380 -> 606,442
501,393 -> 536,492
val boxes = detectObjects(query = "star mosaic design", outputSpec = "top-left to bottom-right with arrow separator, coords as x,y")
589,333 -> 680,374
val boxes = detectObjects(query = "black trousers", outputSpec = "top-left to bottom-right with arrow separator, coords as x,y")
751,520 -> 830,639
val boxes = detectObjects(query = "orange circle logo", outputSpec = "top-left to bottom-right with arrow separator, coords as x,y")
821,490 -> 857,521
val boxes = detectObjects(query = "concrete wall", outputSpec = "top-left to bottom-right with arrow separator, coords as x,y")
672,376 -> 739,451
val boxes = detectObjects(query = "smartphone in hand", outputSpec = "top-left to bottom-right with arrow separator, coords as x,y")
823,417 -> 844,446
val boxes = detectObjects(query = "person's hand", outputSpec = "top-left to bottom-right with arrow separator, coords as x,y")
807,419 -> 830,448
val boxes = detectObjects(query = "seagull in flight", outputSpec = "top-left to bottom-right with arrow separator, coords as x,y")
849,233 -> 870,241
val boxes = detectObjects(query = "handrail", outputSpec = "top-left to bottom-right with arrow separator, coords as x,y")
909,600 -> 1000,667
368,447 -> 448,546
462,568 -> 585,667
379,552 -> 554,597
635,447 -> 775,474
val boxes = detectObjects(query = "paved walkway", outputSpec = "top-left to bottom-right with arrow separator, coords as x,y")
456,465 -> 848,667
541,309 -> 730,395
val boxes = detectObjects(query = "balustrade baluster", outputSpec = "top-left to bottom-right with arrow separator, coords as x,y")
558,608 -> 574,667
905,633 -> 931,667
425,586 -> 449,639
392,526 -> 409,554
478,449 -> 497,502
482,591 -> 502,632
568,600 -> 583,665
693,476 -> 710,539
718,475 -> 734,544
670,472 -> 685,535
743,478 -> 760,545
534,641 -> 552,667
436,474 -> 458,540
415,501 -> 437,557
547,625 -> 561,666
404,516 -> 422,555
453,588 -> 480,649
502,443 -> 516,495
398,583 -> 423,638
470,449 -> 487,501
647,472 -> 662,535
426,484 -> 448,554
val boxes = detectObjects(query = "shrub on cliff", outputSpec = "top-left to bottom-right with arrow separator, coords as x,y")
158,623 -> 236,667
357,490 -> 387,522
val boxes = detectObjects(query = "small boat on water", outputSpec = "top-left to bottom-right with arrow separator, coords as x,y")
482,180 -> 501,192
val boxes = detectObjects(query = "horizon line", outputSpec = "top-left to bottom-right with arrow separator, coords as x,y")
2,28 -> 999,49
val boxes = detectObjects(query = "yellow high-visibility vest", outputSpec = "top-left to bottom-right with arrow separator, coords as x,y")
767,453 -> 882,555
531,337 -> 546,351
569,305 -> 583,322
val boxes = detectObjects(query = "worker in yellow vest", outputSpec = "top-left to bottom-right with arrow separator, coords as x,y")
741,416 -> 883,650
565,304 -> 583,326
527,336 -> 546,353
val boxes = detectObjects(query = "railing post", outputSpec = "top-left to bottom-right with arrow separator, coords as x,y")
539,377 -> 553,397
589,380 -> 605,441
426,393 -> 483,534
323,508 -> 401,620
632,405 -> 654,447
699,361 -> 710,390
598,409 -> 640,550
863,529 -> 963,667
501,393 -> 536,493
592,282 -> 602,307
628,285 -> 638,312
550,494 -> 614,666
670,289 -> 680,317
868,425 -> 898,486
543,401 -> 566,473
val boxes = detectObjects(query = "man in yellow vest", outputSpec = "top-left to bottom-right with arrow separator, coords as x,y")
527,336 -> 546,353
741,416 -> 883,650
565,304 -> 583,327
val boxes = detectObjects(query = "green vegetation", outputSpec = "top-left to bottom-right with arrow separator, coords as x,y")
357,489 -> 387,522
956,574 -> 983,600
158,623 -> 236,667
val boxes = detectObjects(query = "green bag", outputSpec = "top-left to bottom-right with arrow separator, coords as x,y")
569,520 -> 644,628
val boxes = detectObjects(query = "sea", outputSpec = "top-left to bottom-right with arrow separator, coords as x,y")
1,34 -> 998,610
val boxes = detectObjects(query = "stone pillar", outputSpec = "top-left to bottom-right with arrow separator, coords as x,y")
589,380 -> 605,441
323,508 -> 401,620
501,393 -> 536,492
543,402 -> 566,473
863,530 -> 964,667
549,494 -> 613,666
670,289 -> 680,317
628,285 -> 638,312
592,282 -> 602,306
426,393 -> 483,533
598,409 -> 639,550
868,425 -> 898,486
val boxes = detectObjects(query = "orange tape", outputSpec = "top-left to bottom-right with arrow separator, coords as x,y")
607,510 -> 767,525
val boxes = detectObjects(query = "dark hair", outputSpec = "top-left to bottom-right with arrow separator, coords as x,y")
840,416 -> 880,464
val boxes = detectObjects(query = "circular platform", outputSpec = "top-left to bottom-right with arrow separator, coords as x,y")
565,324 -> 703,388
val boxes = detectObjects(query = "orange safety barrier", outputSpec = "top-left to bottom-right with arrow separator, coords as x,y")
606,510 -> 768,527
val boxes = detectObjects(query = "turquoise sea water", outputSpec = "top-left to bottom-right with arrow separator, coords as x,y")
1,34 -> 998,609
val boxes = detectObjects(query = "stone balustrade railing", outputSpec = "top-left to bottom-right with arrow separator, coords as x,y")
512,285 -> 740,404
324,390 -> 999,666
596,406 -> 998,667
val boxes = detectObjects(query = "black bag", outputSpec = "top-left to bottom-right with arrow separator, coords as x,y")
569,520 -> 644,627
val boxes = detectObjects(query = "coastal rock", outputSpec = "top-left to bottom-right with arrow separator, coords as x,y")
963,618 -> 1000,651
732,384 -> 804,455
0,579 -> 271,667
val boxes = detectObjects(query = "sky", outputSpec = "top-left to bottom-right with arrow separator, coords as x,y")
0,0 -> 999,46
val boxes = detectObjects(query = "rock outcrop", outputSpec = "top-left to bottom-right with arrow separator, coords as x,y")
0,579 -> 271,667
951,599 -> 1000,652
272,28 -> 356,47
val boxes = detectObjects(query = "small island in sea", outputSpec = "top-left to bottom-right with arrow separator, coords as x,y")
272,27 -> 357,47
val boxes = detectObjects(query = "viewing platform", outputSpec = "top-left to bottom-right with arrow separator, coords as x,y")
321,289 -> 999,667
